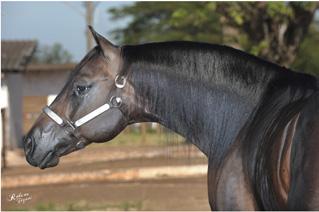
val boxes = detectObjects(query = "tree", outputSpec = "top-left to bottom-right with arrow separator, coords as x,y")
32,43 -> 73,64
216,2 -> 319,66
109,2 -> 221,44
293,23 -> 319,76
109,2 -> 318,67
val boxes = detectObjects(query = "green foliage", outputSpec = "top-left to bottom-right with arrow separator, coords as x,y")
109,2 -> 318,68
32,43 -> 73,64
109,2 -> 222,44
293,24 -> 319,76
214,2 -> 318,65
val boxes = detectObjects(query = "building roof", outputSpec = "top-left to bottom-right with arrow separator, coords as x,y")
1,40 -> 37,72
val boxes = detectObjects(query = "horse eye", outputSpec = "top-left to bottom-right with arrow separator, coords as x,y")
75,85 -> 91,96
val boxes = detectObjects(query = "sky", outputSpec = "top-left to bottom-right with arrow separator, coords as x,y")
1,1 -> 131,62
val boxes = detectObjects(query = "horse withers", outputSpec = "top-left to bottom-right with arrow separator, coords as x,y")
24,26 -> 319,210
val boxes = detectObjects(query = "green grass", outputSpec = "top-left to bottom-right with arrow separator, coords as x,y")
93,129 -> 186,147
35,202 -> 56,211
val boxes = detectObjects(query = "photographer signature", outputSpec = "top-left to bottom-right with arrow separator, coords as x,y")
8,192 -> 32,204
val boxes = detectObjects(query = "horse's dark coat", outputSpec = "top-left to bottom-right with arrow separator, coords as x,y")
121,41 -> 318,209
24,28 -> 319,210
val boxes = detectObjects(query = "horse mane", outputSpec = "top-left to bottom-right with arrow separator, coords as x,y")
239,71 -> 318,209
122,41 -> 281,102
121,42 -> 318,206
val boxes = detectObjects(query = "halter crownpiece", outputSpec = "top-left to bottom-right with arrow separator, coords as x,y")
42,74 -> 127,147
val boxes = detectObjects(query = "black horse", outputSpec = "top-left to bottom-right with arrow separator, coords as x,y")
24,27 -> 319,210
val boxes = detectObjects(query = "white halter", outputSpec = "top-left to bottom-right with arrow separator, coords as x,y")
43,75 -> 126,130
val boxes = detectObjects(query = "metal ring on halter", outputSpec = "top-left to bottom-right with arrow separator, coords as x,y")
115,75 -> 126,89
110,96 -> 122,107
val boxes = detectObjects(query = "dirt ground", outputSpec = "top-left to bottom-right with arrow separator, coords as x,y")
2,176 -> 209,211
1,144 -> 210,211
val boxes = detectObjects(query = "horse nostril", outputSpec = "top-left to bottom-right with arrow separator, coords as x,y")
24,136 -> 35,156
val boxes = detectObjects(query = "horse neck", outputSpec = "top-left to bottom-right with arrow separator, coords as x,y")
130,63 -> 263,161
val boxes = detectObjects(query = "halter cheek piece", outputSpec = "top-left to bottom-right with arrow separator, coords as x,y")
42,74 -> 126,149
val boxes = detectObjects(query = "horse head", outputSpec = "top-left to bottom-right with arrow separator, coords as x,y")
24,27 -> 138,169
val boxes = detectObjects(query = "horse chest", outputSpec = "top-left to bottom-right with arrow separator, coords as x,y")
209,147 -> 258,210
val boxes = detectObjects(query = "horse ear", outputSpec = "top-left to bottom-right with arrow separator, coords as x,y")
88,25 -> 118,59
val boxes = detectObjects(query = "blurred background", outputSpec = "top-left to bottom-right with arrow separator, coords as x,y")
1,1 -> 319,211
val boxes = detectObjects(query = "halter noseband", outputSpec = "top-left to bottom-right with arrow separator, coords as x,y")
42,74 -> 127,148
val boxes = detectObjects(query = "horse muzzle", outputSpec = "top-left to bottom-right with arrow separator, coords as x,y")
24,135 -> 60,169
24,130 -> 81,169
